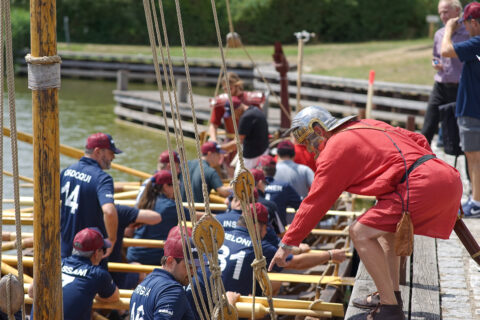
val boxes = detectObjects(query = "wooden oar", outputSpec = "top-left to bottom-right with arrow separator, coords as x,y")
114,190 -> 139,200
1,238 -> 34,251
3,170 -> 34,184
3,127 -> 151,179
23,286 -> 343,317
1,262 -> 33,283
2,232 -> 33,241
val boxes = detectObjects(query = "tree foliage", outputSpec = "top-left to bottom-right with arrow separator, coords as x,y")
11,0 -> 443,47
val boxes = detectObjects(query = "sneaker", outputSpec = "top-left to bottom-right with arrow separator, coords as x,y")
352,291 -> 402,309
462,199 -> 480,217
367,304 -> 405,320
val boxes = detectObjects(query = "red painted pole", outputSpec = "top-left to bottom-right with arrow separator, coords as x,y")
273,42 -> 291,129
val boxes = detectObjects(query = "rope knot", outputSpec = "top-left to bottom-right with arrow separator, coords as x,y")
250,256 -> 266,270
209,263 -> 222,279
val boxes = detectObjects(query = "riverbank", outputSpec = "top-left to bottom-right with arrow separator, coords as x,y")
55,38 -> 435,85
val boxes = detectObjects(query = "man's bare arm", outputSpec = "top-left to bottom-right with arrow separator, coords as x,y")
441,17 -> 460,58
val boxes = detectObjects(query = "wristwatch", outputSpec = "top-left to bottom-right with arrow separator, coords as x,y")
279,241 -> 295,251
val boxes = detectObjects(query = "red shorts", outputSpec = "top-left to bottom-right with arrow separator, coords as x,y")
357,158 -> 462,239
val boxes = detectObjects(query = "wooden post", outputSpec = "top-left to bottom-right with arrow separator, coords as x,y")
177,78 -> 188,103
116,70 -> 129,91
30,0 -> 62,318
406,115 -> 416,131
273,42 -> 291,129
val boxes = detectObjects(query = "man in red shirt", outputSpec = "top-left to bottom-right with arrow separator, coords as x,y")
268,106 -> 462,320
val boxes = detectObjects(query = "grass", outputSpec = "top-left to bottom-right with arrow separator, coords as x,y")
58,38 -> 436,85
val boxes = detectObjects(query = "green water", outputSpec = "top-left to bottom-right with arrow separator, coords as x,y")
2,77 -> 214,206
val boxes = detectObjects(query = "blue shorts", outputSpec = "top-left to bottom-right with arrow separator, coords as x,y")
458,116 -> 480,152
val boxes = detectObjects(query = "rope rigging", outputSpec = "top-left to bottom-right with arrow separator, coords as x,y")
0,0 -> 26,318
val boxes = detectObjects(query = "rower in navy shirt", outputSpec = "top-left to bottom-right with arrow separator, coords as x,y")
110,204 -> 161,289
221,203 -> 347,296
28,228 -> 119,320
130,226 -> 196,320
127,170 -> 191,265
60,132 -> 122,258
255,155 -> 301,225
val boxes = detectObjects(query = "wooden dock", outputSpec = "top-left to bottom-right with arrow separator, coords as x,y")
345,236 -> 440,319
113,88 -> 283,138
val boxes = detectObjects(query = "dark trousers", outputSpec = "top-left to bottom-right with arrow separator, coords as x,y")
421,81 -> 459,144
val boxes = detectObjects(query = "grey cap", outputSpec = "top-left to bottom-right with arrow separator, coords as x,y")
284,106 -> 357,143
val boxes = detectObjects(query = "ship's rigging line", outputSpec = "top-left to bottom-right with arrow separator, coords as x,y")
141,0 -> 277,319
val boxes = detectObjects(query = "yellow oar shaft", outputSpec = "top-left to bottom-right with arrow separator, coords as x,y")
1,262 -> 33,283
3,127 -> 151,179
3,170 -> 34,183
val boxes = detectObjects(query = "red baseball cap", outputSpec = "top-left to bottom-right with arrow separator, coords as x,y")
152,170 -> 173,185
73,228 -> 111,252
164,226 -> 193,259
86,133 -> 123,154
461,2 -> 480,22
256,155 -> 276,168
250,168 -> 265,183
158,150 -> 180,164
248,203 -> 269,224
201,141 -> 225,155
277,140 -> 295,151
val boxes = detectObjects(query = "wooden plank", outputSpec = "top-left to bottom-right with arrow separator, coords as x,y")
255,82 -> 427,112
410,235 -> 440,320
345,255 -> 410,319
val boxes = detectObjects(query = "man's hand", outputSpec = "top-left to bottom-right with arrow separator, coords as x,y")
226,291 -> 240,305
445,17 -> 460,32
103,241 -> 115,259
268,247 -> 292,271
330,249 -> 347,263
432,59 -> 443,71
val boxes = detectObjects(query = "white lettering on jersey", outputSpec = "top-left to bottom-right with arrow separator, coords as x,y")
265,185 -> 283,192
157,309 -> 174,316
61,181 -> 80,214
133,285 -> 152,297
131,302 -> 145,320
224,233 -> 251,247
62,265 -> 88,277
63,169 -> 92,183
222,220 -> 236,228
218,245 -> 247,280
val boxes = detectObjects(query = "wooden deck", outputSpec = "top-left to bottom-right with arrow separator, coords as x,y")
113,89 -> 283,138
345,235 -> 440,319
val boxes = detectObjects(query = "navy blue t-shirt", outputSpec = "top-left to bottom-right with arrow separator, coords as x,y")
264,177 -> 301,225
216,209 -> 280,247
454,36 -> 480,119
127,195 -> 190,265
31,256 -> 116,320
60,157 -> 115,258
130,269 -> 195,320
220,226 -> 288,296
180,159 -> 223,203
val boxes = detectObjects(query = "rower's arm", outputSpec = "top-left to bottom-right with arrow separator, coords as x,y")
209,123 -> 218,142
283,249 -> 346,270
95,287 -> 120,303
102,203 -> 118,258
136,209 -> 162,225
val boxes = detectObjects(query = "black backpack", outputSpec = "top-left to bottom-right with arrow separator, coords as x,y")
439,102 -> 463,157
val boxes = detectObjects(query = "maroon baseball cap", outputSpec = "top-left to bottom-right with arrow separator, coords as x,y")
152,170 -> 173,185
164,226 -> 193,259
256,155 -> 276,168
158,150 -> 180,164
86,133 -> 123,154
201,141 -> 225,155
248,203 -> 269,224
460,2 -> 480,22
73,227 -> 111,252
277,140 -> 295,151
250,168 -> 265,183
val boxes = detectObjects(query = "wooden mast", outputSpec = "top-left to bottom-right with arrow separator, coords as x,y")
30,0 -> 62,318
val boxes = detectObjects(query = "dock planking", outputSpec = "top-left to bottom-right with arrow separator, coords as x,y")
113,89 -> 283,138
345,235 -> 441,319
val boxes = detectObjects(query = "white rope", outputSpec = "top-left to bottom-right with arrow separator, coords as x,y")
208,0 -> 277,319
2,0 -> 25,317
25,54 -> 61,90
142,1 -> 221,319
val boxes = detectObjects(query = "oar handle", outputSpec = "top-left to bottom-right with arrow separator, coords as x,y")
454,218 -> 480,265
